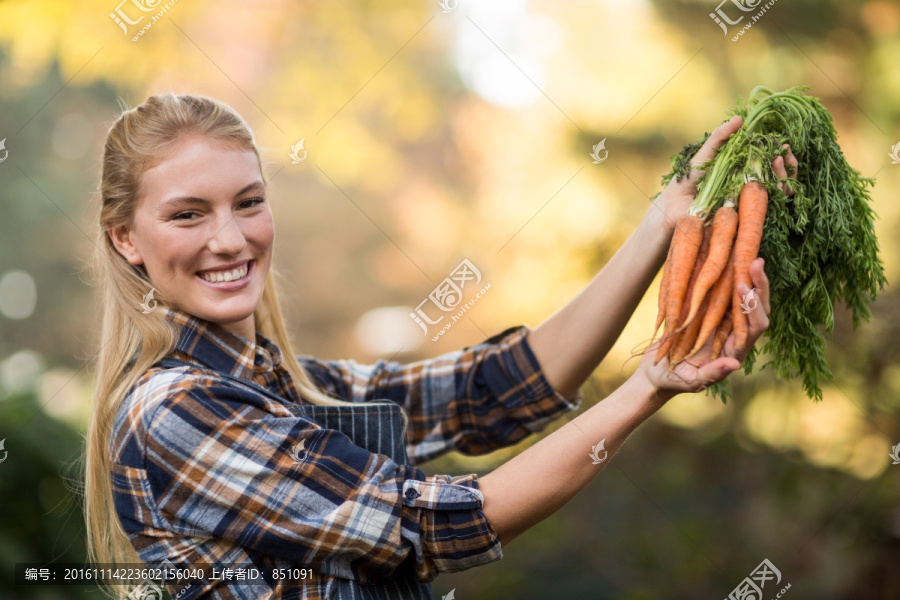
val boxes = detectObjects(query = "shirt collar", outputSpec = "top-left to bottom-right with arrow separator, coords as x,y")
159,305 -> 284,381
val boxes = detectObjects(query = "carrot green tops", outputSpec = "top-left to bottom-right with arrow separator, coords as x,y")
109,305 -> 582,599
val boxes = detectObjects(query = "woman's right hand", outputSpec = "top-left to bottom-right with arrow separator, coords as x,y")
635,257 -> 772,400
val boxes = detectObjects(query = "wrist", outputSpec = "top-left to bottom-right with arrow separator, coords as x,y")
629,371 -> 677,408
644,198 -> 676,240
639,204 -> 675,258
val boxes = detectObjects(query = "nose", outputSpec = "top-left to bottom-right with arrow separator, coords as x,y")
206,214 -> 247,255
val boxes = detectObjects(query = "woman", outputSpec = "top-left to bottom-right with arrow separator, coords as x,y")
84,93 -> 795,600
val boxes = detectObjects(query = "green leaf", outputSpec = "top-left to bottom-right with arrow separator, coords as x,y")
662,86 -> 887,401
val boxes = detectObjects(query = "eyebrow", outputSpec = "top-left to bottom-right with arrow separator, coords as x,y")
161,181 -> 266,209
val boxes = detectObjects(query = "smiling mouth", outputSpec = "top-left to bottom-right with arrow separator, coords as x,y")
196,260 -> 253,283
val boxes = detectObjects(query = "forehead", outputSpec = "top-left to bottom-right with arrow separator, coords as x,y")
139,136 -> 261,201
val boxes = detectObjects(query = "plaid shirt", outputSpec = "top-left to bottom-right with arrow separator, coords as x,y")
110,305 -> 583,599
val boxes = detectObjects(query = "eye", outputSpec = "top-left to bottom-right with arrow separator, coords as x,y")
172,211 -> 197,221
240,197 -> 265,209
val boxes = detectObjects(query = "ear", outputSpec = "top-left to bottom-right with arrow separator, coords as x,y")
107,223 -> 144,266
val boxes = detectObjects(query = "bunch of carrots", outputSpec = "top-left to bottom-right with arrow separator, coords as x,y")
645,86 -> 886,402
652,180 -> 766,367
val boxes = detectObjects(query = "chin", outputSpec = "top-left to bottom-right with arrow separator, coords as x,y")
181,293 -> 260,326
207,298 -> 260,320
211,306 -> 258,322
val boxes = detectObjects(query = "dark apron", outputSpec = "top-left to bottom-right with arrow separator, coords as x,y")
153,356 -> 433,600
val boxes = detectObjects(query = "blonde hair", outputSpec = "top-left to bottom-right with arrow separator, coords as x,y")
82,92 -> 399,600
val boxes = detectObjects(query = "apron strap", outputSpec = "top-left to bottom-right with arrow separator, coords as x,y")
152,356 -> 409,464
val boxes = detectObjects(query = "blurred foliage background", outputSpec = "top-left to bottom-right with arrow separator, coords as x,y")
0,0 -> 898,598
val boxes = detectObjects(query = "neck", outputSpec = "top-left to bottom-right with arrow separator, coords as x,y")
218,314 -> 256,343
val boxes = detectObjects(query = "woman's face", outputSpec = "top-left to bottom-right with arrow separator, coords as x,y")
109,135 -> 274,341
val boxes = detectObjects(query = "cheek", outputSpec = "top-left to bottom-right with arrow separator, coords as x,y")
149,229 -> 205,275
249,211 -> 275,246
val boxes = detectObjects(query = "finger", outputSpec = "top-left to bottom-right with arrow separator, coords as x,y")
748,258 -> 771,315
779,144 -> 799,197
723,326 -> 751,363
737,280 -> 769,347
723,330 -> 736,357
693,356 -> 741,390
782,144 -> 798,176
687,115 -> 743,183
773,155 -> 787,180
773,155 -> 789,195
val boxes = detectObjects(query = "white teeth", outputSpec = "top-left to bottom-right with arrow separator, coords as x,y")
199,263 -> 249,283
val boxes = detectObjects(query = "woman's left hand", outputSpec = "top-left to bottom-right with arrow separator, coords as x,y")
635,257 -> 771,399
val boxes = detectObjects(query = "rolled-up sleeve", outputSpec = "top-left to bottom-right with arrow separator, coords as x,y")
142,380 -> 502,584
298,325 -> 583,463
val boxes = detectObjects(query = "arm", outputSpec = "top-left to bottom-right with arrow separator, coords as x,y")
478,372 -> 665,546
479,259 -> 773,547
525,206 -> 671,399
298,328 -> 582,465
140,380 -> 502,584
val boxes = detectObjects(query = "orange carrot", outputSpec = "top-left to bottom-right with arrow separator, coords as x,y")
671,294 -> 709,367
680,205 -> 738,331
656,221 -> 710,365
653,215 -> 704,364
668,226 -> 713,366
732,181 -> 769,351
654,239 -> 676,340
710,312 -> 733,360
686,245 -> 735,359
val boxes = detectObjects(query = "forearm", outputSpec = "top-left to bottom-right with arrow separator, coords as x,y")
528,206 -> 673,398
477,373 -> 669,546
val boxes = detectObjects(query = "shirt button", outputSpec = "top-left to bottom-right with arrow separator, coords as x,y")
404,488 -> 420,501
